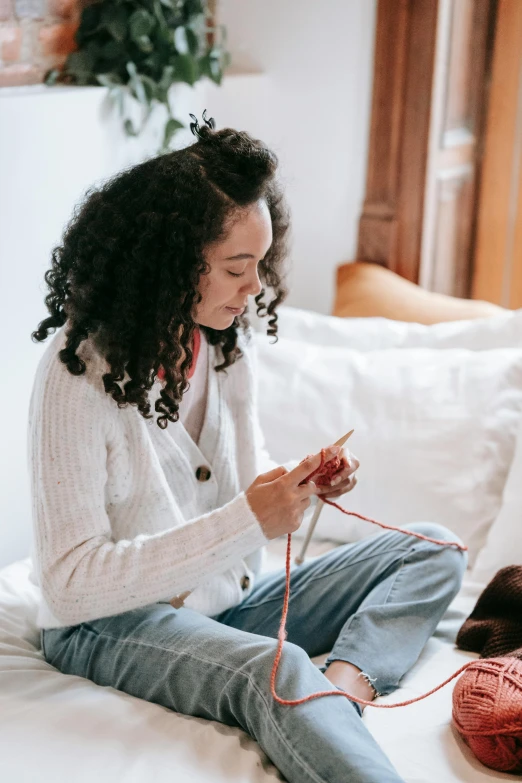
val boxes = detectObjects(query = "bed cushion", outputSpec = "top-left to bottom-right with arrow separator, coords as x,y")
270,303 -> 522,352
471,410 -> 522,583
255,334 -> 522,568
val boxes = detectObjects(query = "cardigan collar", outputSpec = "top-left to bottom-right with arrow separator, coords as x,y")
152,337 -> 223,472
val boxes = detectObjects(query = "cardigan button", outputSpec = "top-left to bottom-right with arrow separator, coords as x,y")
195,465 -> 212,482
240,575 -> 251,591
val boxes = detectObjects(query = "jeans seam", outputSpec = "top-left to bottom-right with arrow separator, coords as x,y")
381,554 -> 406,606
79,624 -> 328,783
242,543 -> 413,610
323,553 -> 407,694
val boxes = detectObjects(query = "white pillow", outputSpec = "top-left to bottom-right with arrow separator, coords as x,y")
471,411 -> 522,582
255,334 -> 522,568
258,305 -> 522,352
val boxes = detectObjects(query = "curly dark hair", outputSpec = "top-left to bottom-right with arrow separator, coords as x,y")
31,120 -> 290,429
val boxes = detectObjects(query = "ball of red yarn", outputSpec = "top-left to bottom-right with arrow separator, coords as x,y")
452,657 -> 522,773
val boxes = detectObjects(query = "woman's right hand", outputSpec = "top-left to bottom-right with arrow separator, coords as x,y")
245,445 -> 341,540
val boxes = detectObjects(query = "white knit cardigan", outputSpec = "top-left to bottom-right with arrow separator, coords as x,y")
27,325 -> 295,629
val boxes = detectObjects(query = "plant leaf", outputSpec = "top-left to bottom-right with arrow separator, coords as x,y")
159,64 -> 175,90
50,0 -> 231,155
163,117 -> 184,148
126,61 -> 138,79
102,39 -> 123,62
124,118 -> 138,137
185,27 -> 199,56
129,9 -> 154,41
172,53 -> 197,84
77,4 -> 102,38
185,0 -> 204,16
67,49 -> 96,74
173,26 -> 189,55
101,5 -> 128,42
130,76 -> 147,105
110,86 -> 125,117
44,68 -> 60,86
136,35 -> 154,53
199,52 -> 223,84
140,74 -> 157,101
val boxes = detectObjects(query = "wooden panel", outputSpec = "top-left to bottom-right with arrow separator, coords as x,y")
356,0 -> 438,281
420,0 -> 496,296
356,0 -> 497,291
430,168 -> 474,296
444,0 -> 492,133
512,169 -> 522,308
444,0 -> 475,131
471,0 -> 522,307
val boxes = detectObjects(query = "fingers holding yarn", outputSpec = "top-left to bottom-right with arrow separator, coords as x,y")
317,473 -> 358,499
290,447 -> 340,488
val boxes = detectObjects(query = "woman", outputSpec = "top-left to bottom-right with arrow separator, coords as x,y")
29,114 -> 467,783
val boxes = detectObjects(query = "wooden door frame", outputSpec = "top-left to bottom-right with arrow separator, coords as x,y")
471,0 -> 522,308
356,0 -> 438,282
356,0 -> 497,286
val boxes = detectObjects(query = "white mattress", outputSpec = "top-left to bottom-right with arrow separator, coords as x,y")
0,540 -> 518,783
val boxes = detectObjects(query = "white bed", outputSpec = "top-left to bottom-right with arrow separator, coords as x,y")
0,539 -> 517,783
3,305 -> 522,782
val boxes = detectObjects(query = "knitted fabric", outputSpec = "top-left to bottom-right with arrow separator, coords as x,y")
456,565 -> 522,660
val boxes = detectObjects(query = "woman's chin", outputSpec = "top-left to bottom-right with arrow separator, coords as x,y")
195,309 -> 238,331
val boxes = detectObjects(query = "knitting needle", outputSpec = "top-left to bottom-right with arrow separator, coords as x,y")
295,429 -> 355,566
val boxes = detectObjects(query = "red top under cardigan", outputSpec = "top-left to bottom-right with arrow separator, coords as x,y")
157,327 -> 201,382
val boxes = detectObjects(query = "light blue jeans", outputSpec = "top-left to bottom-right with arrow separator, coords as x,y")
41,522 -> 468,783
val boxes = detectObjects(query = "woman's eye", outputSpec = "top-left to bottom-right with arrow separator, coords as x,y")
227,271 -> 245,278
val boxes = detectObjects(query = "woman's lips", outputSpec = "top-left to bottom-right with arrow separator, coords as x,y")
225,306 -> 246,314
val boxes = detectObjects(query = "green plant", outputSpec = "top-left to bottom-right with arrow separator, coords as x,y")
45,0 -> 231,154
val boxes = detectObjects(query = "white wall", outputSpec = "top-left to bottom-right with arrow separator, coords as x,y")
216,0 -> 377,313
0,0 -> 376,566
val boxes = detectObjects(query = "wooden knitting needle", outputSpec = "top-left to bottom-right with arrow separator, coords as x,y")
295,429 -> 355,566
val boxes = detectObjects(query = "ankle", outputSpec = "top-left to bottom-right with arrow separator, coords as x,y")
324,660 -> 377,706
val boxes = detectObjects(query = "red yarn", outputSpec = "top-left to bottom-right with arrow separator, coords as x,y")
452,657 -> 522,773
270,448 -> 479,711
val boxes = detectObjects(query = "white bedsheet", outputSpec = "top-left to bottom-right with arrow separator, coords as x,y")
0,541 -> 518,783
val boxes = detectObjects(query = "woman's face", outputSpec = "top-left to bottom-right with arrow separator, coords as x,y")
195,199 -> 272,330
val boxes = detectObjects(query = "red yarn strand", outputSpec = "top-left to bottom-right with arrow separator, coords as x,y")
270,448 -> 475,710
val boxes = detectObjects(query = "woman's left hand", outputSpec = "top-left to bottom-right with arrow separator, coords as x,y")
316,448 -> 360,499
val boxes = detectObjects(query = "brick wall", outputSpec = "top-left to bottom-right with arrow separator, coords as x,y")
0,0 -> 81,87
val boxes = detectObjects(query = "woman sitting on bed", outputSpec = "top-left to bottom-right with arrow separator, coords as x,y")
29,113 -> 467,783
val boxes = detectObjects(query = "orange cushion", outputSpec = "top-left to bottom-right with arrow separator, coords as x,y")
333,262 -> 507,324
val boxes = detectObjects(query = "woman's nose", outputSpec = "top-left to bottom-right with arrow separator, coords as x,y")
243,272 -> 263,297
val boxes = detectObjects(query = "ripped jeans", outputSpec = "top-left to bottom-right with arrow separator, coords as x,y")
41,522 -> 467,783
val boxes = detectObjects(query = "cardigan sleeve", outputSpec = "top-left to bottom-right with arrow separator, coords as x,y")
28,357 -> 269,626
